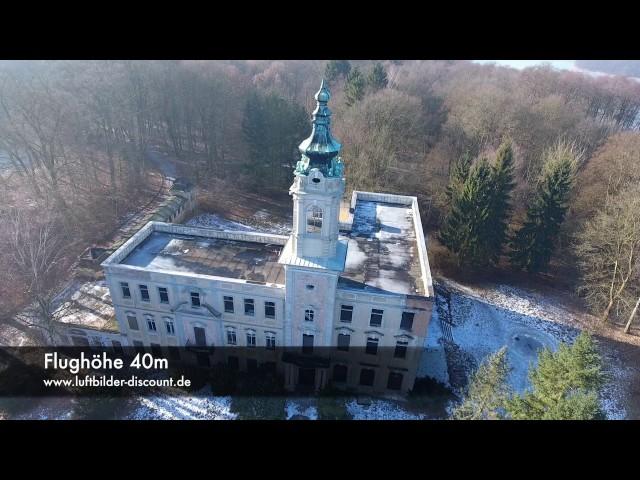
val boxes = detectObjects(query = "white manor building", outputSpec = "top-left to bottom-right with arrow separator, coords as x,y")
97,81 -> 435,394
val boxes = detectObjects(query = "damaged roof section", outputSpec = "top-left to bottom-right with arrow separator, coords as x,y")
340,193 -> 432,297
107,223 -> 288,286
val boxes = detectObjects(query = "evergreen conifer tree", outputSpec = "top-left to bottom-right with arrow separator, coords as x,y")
510,145 -> 577,272
452,347 -> 511,420
344,67 -> 366,106
325,60 -> 351,83
439,158 -> 494,266
367,62 -> 388,92
445,151 -> 472,205
506,332 -> 605,420
485,139 -> 516,264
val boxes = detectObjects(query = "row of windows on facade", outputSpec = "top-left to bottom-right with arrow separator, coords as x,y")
122,284 -> 415,331
125,313 -> 277,349
300,333 -> 410,359
120,342 -> 404,391
332,364 -> 405,391
336,305 -> 414,331
121,282 -> 276,318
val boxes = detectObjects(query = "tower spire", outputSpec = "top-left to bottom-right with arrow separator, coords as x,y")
296,79 -> 343,176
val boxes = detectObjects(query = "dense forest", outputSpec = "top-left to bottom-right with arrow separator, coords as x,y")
1,60 -> 639,333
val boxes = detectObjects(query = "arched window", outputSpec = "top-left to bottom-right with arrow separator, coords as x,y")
306,205 -> 323,233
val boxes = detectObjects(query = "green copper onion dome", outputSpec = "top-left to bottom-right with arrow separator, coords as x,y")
296,79 -> 343,176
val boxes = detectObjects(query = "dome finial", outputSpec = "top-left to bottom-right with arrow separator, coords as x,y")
315,79 -> 330,103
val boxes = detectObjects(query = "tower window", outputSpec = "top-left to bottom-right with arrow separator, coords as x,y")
190,292 -> 201,308
304,309 -> 315,322
306,206 -> 323,233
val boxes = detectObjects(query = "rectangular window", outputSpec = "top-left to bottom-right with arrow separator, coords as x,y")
168,347 -> 181,361
370,309 -> 383,327
246,331 -> 256,347
146,317 -> 157,332
139,285 -> 150,302
340,305 -> 353,323
400,312 -> 415,331
333,364 -> 348,383
158,287 -> 169,304
165,320 -> 175,335
244,298 -> 255,316
227,329 -> 237,345
247,358 -> 258,373
266,333 -> 276,350
366,337 -> 379,355
337,333 -> 350,352
228,356 -> 239,370
302,334 -> 314,354
394,341 -> 408,359
304,309 -> 314,322
133,341 -> 145,354
190,292 -> 200,308
120,282 -> 131,299
387,372 -> 403,391
151,343 -> 163,357
127,315 -> 139,331
223,296 -> 234,313
264,301 -> 276,319
194,327 -> 206,346
112,340 -> 124,354
359,368 -> 375,386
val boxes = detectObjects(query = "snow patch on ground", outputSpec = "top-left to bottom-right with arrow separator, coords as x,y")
285,398 -> 318,420
419,280 -> 629,419
346,398 -> 426,420
127,386 -> 236,420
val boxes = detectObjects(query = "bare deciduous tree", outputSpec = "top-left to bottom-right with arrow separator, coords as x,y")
5,208 -> 72,345
575,184 -> 640,328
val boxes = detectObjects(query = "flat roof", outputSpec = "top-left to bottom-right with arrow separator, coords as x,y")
120,230 -> 286,285
340,197 -> 425,296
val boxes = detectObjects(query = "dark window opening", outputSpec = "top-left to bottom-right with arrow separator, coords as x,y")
337,333 -> 350,352
190,292 -> 201,308
394,341 -> 408,359
244,298 -> 255,316
121,282 -> 131,299
387,372 -> 403,390
302,334 -> 314,354
194,327 -> 206,346
366,337 -> 379,355
333,364 -> 348,383
139,285 -> 150,302
340,305 -> 353,323
400,312 -> 415,331
359,368 -> 375,386
224,296 -> 234,313
370,309 -> 383,327
264,301 -> 276,319
158,287 -> 169,304
228,356 -> 239,370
